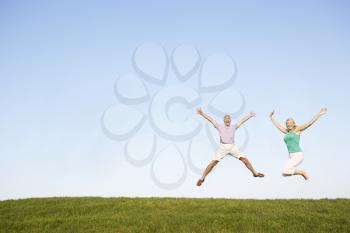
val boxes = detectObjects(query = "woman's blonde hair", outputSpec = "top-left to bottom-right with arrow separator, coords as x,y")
286,118 -> 297,132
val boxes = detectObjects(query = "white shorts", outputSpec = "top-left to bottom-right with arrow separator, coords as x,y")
213,143 -> 246,161
282,152 -> 304,175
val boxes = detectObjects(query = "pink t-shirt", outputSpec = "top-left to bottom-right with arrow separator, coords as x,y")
213,121 -> 237,144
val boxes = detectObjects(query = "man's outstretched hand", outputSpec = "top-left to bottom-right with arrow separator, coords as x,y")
196,108 -> 203,116
249,112 -> 256,118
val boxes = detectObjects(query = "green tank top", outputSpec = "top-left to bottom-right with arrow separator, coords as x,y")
284,130 -> 302,153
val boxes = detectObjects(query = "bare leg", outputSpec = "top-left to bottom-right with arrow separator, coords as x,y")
197,160 -> 219,186
239,157 -> 264,177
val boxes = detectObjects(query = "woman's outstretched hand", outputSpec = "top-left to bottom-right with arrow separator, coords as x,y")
250,112 -> 256,118
269,110 -> 275,119
319,108 -> 327,116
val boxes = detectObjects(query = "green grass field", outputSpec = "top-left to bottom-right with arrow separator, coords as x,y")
0,197 -> 349,233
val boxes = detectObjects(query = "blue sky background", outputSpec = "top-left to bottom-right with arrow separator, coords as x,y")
1,0 -> 349,200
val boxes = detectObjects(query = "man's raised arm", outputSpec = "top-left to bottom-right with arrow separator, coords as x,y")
196,108 -> 216,127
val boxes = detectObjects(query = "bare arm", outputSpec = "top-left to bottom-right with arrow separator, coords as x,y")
196,108 -> 216,127
236,112 -> 256,129
269,111 -> 287,134
296,108 -> 327,132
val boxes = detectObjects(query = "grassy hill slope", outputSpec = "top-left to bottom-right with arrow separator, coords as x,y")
0,197 -> 349,233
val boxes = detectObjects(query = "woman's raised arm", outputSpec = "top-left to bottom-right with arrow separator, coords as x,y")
269,110 -> 288,134
296,108 -> 327,132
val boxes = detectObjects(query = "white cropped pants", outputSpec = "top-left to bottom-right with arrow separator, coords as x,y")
282,152 -> 304,175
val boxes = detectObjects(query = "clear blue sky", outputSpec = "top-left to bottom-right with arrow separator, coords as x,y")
1,0 -> 349,200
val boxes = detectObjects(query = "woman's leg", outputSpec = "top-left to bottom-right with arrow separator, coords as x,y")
293,170 -> 309,180
282,152 -> 308,180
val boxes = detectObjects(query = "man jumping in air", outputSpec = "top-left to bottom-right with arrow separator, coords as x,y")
196,108 -> 265,186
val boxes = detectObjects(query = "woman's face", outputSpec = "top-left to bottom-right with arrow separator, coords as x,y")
286,118 -> 295,130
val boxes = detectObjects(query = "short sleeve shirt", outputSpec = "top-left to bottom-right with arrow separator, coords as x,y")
213,121 -> 237,144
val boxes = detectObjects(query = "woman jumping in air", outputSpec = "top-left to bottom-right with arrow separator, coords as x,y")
269,108 -> 327,180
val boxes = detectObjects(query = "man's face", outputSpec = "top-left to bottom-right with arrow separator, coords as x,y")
224,115 -> 231,126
